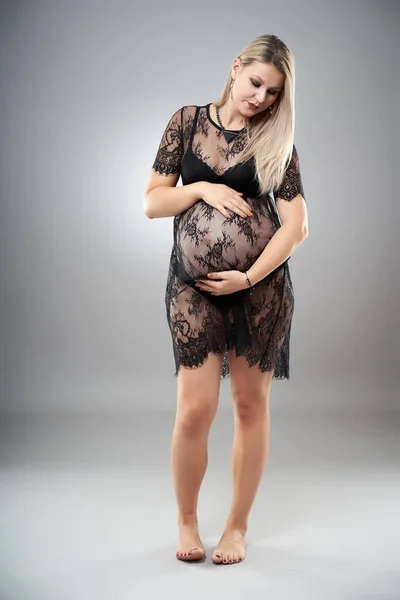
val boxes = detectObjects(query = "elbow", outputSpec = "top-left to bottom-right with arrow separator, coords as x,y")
143,197 -> 154,219
289,224 -> 308,243
292,225 -> 308,245
144,208 -> 154,219
300,216 -> 309,240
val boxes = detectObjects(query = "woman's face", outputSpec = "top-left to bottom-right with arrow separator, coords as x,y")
231,59 -> 285,117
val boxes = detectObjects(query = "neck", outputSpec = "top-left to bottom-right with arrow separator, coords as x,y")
216,99 -> 246,130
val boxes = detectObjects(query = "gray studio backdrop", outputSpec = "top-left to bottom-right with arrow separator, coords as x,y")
0,0 -> 398,412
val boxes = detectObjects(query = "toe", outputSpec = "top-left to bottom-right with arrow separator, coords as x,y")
213,551 -> 222,563
189,547 -> 202,558
176,545 -> 205,561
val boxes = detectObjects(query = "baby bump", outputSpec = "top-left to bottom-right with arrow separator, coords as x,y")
176,200 -> 277,279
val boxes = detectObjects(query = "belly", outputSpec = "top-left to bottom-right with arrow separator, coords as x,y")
175,200 -> 277,279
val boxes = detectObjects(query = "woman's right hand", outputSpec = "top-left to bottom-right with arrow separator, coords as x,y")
198,182 -> 253,219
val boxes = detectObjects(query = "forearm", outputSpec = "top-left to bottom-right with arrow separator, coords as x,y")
144,182 -> 206,218
247,224 -> 308,286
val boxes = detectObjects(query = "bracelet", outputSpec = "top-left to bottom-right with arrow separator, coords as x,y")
244,271 -> 254,294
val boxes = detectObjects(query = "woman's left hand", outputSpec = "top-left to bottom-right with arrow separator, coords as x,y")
195,271 -> 249,296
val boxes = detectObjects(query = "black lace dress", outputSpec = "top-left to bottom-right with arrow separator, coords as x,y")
152,103 -> 306,380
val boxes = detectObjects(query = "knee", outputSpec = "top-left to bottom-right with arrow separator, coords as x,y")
232,389 -> 269,422
176,397 -> 216,435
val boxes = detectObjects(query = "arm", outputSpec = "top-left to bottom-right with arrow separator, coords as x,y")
196,145 -> 309,295
144,105 -> 252,219
144,106 -> 208,218
144,176 -> 207,219
197,193 -> 308,294
247,145 -> 308,285
246,193 -> 308,285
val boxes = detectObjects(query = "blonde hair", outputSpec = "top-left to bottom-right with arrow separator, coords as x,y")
215,34 -> 296,195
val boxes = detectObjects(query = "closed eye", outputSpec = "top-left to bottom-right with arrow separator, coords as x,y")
250,79 -> 278,95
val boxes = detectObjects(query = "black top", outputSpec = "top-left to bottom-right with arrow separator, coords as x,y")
152,103 -> 305,202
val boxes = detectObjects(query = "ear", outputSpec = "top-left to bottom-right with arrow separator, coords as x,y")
231,56 -> 242,78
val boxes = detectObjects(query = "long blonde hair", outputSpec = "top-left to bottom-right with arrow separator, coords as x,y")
215,34 -> 296,195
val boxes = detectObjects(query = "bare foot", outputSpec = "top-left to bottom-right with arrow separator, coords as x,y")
176,523 -> 206,562
212,528 -> 246,564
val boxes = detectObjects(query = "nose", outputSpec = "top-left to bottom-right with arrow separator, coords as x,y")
255,90 -> 267,105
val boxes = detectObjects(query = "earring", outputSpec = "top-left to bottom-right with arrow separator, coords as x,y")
230,80 -> 234,99
269,105 -> 274,113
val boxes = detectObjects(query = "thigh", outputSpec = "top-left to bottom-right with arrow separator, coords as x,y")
177,352 -> 224,417
228,349 -> 274,401
168,276 -> 227,372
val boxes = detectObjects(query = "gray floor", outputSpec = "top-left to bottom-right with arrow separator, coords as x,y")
1,402 -> 399,600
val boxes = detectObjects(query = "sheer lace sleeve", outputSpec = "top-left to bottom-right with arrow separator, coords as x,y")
152,107 -> 183,176
275,144 -> 306,202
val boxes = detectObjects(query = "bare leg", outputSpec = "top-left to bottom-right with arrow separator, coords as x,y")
212,353 -> 273,564
172,353 -> 223,561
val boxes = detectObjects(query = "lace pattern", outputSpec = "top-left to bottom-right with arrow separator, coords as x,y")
153,104 -> 306,379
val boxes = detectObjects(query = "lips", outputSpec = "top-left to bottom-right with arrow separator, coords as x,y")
247,101 -> 258,110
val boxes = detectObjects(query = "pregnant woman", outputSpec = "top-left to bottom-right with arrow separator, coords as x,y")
144,34 -> 309,565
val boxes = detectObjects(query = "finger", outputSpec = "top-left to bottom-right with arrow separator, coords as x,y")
200,284 -> 222,294
227,201 -> 248,218
216,204 -> 231,219
231,198 -> 252,217
196,282 -> 215,291
234,191 -> 252,208
208,272 -> 229,279
202,282 -> 219,289
239,200 -> 253,216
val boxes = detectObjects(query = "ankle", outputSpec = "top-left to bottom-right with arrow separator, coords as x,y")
178,515 -> 199,528
225,516 -> 248,535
